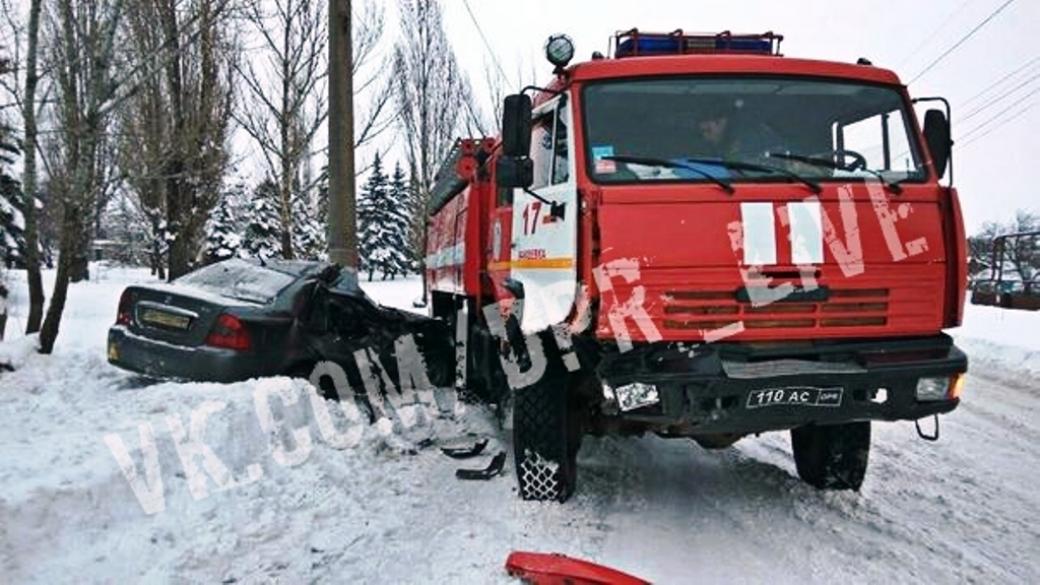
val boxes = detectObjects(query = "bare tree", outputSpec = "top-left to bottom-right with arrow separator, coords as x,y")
37,0 -> 126,353
392,0 -> 475,279
113,3 -> 169,278
157,0 -> 235,279
235,0 -> 388,260
109,0 -> 236,281
1003,210 -> 1039,283
969,210 -> 1040,283
36,0 -> 233,351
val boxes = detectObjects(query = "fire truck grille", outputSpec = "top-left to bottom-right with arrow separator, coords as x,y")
662,288 -> 890,331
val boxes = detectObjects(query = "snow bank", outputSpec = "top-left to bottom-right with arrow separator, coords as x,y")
949,302 -> 1040,378
0,334 -> 38,371
0,341 -> 483,583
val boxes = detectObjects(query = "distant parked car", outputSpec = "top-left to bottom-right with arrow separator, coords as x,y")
107,258 -> 452,388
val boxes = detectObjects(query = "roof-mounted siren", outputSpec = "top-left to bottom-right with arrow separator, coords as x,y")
613,29 -> 783,58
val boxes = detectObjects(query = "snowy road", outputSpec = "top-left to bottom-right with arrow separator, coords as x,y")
0,269 -> 1037,583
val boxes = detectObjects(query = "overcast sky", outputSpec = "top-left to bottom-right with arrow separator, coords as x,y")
437,0 -> 1039,232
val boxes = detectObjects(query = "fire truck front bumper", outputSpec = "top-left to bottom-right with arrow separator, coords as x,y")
595,334 -> 967,436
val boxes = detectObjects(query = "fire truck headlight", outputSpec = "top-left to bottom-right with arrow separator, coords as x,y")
545,34 -> 575,69
916,376 -> 950,401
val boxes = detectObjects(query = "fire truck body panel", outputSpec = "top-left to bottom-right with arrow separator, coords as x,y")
592,183 -> 951,343
427,139 -> 496,299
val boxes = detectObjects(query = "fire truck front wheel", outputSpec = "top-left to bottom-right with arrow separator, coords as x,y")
790,421 -> 871,491
513,374 -> 579,502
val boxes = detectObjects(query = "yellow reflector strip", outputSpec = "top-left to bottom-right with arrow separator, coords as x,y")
488,257 -> 574,271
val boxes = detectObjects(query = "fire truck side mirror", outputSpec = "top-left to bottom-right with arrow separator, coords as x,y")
922,109 -> 951,179
495,156 -> 534,189
501,94 -> 533,157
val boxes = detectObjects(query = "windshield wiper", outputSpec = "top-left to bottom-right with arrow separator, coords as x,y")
765,152 -> 902,194
682,156 -> 822,194
603,155 -> 735,194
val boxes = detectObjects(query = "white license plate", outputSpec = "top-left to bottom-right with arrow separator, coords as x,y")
746,387 -> 844,409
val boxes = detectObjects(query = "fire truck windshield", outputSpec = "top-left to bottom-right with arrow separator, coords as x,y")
583,76 -> 927,185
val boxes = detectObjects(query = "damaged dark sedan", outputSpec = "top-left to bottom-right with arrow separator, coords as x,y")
107,258 -> 452,388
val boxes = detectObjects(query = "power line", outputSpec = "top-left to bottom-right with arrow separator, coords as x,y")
460,0 -> 509,86
897,0 -> 972,69
960,100 -> 1038,148
959,84 -> 1040,141
963,70 -> 1040,120
962,54 -> 1040,108
908,0 -> 1017,85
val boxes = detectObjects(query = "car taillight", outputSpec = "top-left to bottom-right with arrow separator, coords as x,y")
205,314 -> 252,351
116,289 -> 133,325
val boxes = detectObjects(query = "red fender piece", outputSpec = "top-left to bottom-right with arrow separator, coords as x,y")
505,551 -> 651,585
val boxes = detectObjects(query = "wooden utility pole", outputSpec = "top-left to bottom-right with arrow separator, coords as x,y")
328,0 -> 357,267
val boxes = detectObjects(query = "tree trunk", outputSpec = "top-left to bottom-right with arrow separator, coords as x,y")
0,283 -> 8,341
278,7 -> 294,261
22,0 -> 45,334
161,0 -> 190,280
70,218 -> 91,282
39,203 -> 82,354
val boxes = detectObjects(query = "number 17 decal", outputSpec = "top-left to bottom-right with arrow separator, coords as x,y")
522,200 -> 543,235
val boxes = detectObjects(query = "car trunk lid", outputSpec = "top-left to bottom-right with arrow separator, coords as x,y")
121,284 -> 258,347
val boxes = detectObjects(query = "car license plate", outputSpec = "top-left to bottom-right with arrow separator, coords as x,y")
140,308 -> 191,330
746,387 -> 843,409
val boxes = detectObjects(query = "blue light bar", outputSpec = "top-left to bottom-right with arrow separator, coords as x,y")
614,29 -> 782,58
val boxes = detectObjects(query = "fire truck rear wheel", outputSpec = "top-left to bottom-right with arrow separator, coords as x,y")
790,421 -> 871,490
513,374 -> 579,502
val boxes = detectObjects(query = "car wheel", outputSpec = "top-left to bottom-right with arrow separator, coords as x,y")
513,372 -> 579,502
790,421 -> 871,490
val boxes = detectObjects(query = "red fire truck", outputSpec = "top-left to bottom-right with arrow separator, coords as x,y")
425,30 -> 968,502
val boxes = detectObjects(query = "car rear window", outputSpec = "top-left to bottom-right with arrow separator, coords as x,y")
176,259 -> 296,304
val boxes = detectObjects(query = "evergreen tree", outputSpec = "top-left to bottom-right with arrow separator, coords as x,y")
292,186 -> 326,261
242,179 -> 282,260
204,187 -> 243,264
385,162 -> 415,277
357,154 -> 389,280
0,136 -> 27,268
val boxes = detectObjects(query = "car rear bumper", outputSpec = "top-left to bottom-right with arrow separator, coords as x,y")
107,326 -> 265,383
596,334 -> 967,436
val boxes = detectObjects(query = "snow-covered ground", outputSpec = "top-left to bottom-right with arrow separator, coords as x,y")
1,267 -> 1038,583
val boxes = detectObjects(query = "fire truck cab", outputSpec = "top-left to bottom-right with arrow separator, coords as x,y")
425,30 -> 968,502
